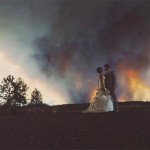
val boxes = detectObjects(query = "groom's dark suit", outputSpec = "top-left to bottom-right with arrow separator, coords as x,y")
104,71 -> 118,111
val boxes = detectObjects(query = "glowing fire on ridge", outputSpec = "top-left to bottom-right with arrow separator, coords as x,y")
119,69 -> 150,101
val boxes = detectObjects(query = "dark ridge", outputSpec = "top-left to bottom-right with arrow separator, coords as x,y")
0,101 -> 150,115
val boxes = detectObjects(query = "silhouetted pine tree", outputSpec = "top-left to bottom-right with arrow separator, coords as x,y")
0,75 -> 16,106
0,75 -> 29,106
30,88 -> 43,105
13,77 -> 29,106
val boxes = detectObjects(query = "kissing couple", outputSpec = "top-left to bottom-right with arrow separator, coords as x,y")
83,64 -> 119,113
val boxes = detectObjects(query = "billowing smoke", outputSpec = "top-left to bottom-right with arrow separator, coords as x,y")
0,0 -> 150,104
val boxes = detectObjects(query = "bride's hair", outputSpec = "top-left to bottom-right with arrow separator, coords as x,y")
96,67 -> 103,73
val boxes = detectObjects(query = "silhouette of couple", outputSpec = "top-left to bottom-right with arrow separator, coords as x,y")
83,64 -> 119,113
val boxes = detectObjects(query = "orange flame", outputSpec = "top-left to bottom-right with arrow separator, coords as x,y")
119,69 -> 150,101
89,87 -> 97,101
88,79 -> 98,102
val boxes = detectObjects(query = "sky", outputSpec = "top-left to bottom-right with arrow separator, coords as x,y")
0,0 -> 150,105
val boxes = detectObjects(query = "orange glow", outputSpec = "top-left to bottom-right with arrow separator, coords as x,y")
89,87 -> 97,101
119,69 -> 150,101
87,78 -> 98,102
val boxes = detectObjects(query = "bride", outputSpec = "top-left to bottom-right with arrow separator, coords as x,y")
82,67 -> 114,113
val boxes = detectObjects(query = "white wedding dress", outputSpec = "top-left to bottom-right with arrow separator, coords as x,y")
82,76 -> 114,113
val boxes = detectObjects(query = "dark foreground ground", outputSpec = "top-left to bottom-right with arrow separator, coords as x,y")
0,104 -> 150,150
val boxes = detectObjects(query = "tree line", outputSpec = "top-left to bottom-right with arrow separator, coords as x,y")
0,75 -> 43,107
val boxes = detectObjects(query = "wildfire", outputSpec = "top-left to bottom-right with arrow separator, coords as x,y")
119,69 -> 150,101
89,87 -> 97,101
87,79 -> 98,101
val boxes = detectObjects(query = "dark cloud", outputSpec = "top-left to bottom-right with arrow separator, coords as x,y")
34,0 -> 150,69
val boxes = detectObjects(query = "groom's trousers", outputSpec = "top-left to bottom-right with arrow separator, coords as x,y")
110,91 -> 118,111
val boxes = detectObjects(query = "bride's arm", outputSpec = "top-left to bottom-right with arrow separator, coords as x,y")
99,73 -> 105,91
97,78 -> 100,90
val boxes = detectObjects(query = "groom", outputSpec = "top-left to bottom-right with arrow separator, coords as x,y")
104,64 -> 119,112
